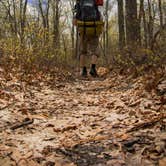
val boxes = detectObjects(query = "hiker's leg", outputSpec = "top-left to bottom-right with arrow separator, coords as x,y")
90,55 -> 98,77
80,54 -> 86,68
91,54 -> 98,65
79,35 -> 88,77
80,54 -> 87,76
89,37 -> 99,77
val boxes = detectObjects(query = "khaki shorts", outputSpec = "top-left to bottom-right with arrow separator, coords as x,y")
79,35 -> 99,57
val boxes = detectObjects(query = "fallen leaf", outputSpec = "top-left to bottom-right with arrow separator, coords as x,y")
53,125 -> 77,133
159,157 -> 166,166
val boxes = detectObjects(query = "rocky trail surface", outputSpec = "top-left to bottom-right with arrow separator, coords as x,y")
0,68 -> 166,166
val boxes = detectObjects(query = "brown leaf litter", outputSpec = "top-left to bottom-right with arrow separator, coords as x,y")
0,67 -> 165,166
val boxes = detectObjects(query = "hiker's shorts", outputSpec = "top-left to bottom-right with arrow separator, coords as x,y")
79,35 -> 99,57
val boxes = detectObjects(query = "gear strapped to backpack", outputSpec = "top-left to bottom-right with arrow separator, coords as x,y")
75,0 -> 104,36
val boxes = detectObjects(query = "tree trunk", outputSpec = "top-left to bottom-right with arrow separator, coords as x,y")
19,0 -> 28,44
158,0 -> 163,27
138,0 -> 143,46
117,0 -> 125,50
147,0 -> 153,48
12,0 -> 17,37
52,0 -> 60,48
125,0 -> 140,47
142,0 -> 148,48
39,0 -> 47,29
105,0 -> 109,55
38,0 -> 50,43
69,0 -> 75,57
164,1 -> 166,24
139,0 -> 148,47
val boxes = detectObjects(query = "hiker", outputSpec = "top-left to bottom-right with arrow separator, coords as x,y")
74,0 -> 104,77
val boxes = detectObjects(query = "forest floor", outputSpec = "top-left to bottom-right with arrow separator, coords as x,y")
0,67 -> 166,166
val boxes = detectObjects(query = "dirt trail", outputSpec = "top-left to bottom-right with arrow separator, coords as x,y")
0,73 -> 166,166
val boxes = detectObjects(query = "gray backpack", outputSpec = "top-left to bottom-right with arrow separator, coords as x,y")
76,0 -> 100,22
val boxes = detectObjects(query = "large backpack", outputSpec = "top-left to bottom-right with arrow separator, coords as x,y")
75,0 -> 104,36
76,0 -> 100,22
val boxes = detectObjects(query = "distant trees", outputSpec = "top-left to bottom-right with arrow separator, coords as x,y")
117,0 -> 165,51
0,0 -> 28,43
0,0 -> 165,66
38,0 -> 50,31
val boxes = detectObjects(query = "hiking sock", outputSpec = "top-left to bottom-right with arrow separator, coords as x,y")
81,66 -> 87,77
91,64 -> 96,70
90,64 -> 98,77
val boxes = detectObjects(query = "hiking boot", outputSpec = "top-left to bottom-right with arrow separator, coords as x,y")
81,67 -> 87,77
89,67 -> 99,77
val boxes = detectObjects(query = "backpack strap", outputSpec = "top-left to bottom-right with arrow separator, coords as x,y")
94,21 -> 97,36
83,21 -> 86,36
93,0 -> 97,36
